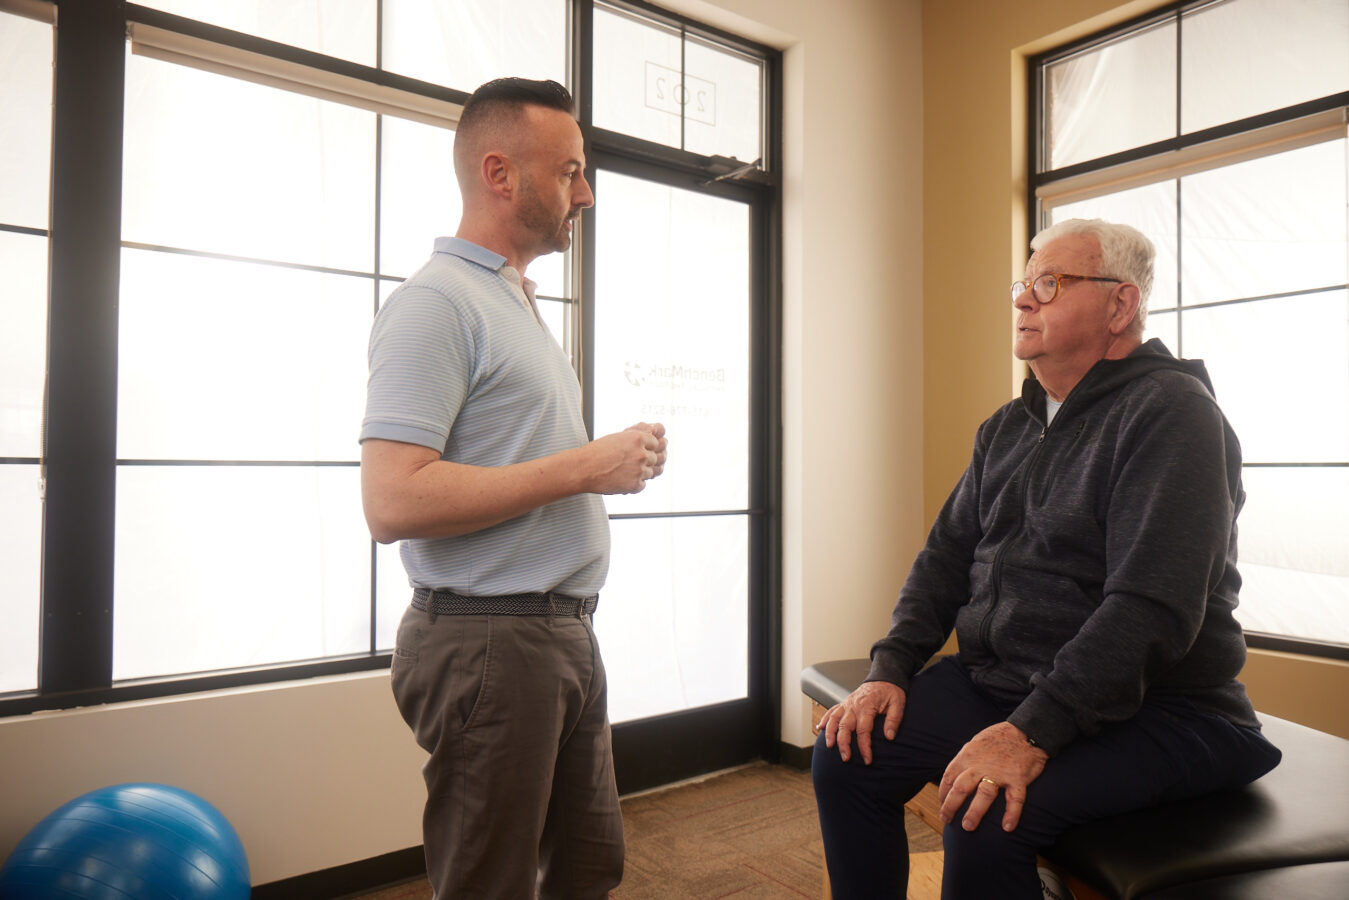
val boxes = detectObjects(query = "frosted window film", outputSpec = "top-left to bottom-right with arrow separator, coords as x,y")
375,539 -> 407,651
1045,21 -> 1175,171
0,9 -> 50,695
1238,467 -> 1349,644
123,53 -> 375,271
383,0 -> 565,93
681,37 -> 761,163
1180,140 -> 1347,307
114,466 -> 371,679
0,231 -> 47,458
598,515 -> 749,723
1184,291 -> 1349,464
593,5 -> 762,163
379,115 -> 461,281
594,7 -> 682,150
0,10 -> 52,229
1181,0 -> 1349,135
117,249 -> 370,462
135,0 -> 376,65
0,466 -> 41,693
593,169 -> 750,515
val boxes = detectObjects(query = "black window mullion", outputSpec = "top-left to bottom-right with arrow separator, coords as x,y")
1174,175 -> 1184,356
575,0 -> 597,437
748,176 -> 781,763
39,0 -> 127,695
371,0 -> 384,651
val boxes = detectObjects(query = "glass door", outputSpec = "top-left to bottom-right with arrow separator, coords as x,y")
589,161 -> 771,791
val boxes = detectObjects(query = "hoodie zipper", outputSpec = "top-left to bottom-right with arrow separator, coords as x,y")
978,414 -> 1052,651
974,343 -> 1203,655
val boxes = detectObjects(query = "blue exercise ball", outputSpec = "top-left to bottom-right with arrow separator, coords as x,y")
0,783 -> 250,899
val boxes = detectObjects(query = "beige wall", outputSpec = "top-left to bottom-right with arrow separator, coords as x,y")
0,672 -> 427,885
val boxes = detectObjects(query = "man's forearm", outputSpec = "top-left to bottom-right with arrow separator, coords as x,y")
361,443 -> 593,543
361,425 -> 665,543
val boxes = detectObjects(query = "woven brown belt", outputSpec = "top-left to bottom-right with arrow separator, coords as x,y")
411,588 -> 598,618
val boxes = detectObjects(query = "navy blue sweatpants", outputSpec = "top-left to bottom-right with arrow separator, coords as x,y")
811,657 -> 1281,899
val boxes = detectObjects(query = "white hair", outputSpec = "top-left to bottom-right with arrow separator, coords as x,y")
1032,218 -> 1155,332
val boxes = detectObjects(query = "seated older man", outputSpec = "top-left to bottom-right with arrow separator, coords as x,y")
811,219 -> 1282,899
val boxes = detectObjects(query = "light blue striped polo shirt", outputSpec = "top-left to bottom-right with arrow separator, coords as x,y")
361,237 -> 610,597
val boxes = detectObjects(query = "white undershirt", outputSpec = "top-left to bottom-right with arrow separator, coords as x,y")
1045,396 -> 1063,425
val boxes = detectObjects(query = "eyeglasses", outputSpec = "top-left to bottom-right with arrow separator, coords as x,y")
1011,273 -> 1122,304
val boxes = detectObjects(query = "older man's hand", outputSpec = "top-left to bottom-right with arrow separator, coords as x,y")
816,681 -> 906,765
938,721 -> 1050,833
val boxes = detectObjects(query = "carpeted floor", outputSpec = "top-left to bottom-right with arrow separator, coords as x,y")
353,761 -> 943,899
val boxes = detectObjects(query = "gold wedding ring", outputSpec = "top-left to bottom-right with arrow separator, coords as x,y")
979,777 -> 999,789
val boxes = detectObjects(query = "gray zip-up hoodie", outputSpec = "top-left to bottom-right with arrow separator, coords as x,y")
867,339 -> 1261,756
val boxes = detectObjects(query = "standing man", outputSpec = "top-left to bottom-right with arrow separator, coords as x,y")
812,219 -> 1280,898
361,78 -> 666,898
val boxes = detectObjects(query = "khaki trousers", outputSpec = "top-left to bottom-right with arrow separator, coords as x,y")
391,604 -> 624,899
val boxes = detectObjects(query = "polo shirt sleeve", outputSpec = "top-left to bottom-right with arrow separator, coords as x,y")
360,284 -> 474,453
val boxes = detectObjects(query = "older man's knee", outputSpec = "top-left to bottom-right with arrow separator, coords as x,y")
941,797 -> 1040,869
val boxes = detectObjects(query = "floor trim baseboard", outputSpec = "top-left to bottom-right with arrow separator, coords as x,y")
251,846 -> 425,899
779,739 -> 813,771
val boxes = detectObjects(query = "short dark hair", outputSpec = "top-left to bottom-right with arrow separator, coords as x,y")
459,78 -> 575,131
453,78 -> 576,188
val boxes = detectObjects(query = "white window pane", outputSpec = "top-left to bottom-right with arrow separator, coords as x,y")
1143,308 -> 1178,353
593,7 -> 761,163
1237,467 -> 1349,646
382,0 -> 565,92
137,0 -> 376,66
123,53 -> 375,271
0,231 -> 47,458
529,248 -> 566,300
537,297 -> 567,351
379,116 -> 459,280
114,466 -> 370,679
1181,139 -> 1347,306
1049,178 -> 1178,317
1044,20 -> 1175,171
117,249 -> 372,462
683,38 -> 762,163
1182,0 -> 1349,135
593,6 -> 682,150
593,170 -> 750,514
0,10 -> 52,229
375,539 -> 408,651
1183,291 -> 1349,464
597,515 -> 748,723
0,465 -> 42,693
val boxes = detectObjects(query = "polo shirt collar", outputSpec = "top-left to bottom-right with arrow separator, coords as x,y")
433,236 -> 540,310
433,236 -> 506,271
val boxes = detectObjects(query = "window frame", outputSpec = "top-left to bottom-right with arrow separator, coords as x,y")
1028,0 -> 1349,662
1,0 -> 784,760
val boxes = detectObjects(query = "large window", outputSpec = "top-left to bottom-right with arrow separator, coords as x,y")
1032,0 -> 1349,656
0,3 -> 52,695
593,169 -> 752,722
1,0 -> 781,787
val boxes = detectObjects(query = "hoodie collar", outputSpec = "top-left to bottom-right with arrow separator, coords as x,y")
1021,339 -> 1216,424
